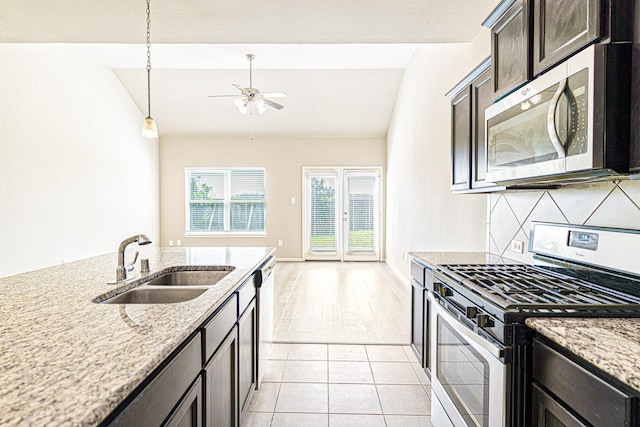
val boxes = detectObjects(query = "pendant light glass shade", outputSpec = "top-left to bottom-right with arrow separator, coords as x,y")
141,116 -> 158,138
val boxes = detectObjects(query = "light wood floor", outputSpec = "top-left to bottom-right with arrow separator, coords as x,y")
273,261 -> 411,345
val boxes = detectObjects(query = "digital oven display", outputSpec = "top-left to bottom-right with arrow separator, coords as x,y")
568,231 -> 599,251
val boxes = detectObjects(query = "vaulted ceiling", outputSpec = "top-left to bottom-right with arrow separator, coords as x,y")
0,0 -> 497,137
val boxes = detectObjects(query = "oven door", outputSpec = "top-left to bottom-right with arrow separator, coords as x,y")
428,292 -> 507,427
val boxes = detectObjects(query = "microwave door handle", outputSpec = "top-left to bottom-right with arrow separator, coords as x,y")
547,78 -> 567,159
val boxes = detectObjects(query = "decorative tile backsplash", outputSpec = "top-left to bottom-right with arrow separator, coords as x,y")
488,179 -> 640,263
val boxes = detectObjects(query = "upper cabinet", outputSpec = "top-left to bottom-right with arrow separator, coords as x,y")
447,58 -> 501,193
532,0 -> 600,76
491,0 -> 531,100
483,0 -> 633,100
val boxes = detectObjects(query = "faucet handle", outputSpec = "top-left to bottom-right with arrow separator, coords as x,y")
126,251 -> 140,272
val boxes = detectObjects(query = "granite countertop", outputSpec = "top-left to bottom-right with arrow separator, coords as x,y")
409,251 -> 519,269
0,246 -> 274,426
526,317 -> 640,393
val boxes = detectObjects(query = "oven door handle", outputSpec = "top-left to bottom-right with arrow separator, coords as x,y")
430,292 -> 505,361
547,78 -> 567,159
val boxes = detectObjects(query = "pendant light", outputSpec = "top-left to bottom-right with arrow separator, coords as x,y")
141,0 -> 158,138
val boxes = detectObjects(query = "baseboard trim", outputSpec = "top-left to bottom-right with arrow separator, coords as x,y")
275,257 -> 305,262
385,260 -> 410,286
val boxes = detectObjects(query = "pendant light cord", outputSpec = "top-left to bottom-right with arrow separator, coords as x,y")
145,0 -> 152,118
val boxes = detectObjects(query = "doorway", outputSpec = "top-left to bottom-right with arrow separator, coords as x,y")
303,167 -> 382,261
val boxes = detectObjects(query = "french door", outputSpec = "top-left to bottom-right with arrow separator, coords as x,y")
303,167 -> 382,261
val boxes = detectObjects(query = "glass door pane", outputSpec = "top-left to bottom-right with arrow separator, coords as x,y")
343,169 -> 381,261
305,170 -> 341,260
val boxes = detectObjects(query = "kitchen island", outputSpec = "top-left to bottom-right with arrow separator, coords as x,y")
0,246 -> 273,425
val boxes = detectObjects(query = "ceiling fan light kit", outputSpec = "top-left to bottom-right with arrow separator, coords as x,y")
208,53 -> 287,116
141,0 -> 158,138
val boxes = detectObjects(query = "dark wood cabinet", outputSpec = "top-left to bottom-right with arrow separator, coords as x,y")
205,326 -> 239,427
110,334 -> 202,427
165,376 -> 204,427
532,338 -> 639,427
470,66 -> 495,189
238,299 -> 256,417
447,59 -> 501,193
532,0 -> 600,75
410,259 -> 430,376
491,0 -> 531,99
450,87 -> 472,191
485,0 -> 633,95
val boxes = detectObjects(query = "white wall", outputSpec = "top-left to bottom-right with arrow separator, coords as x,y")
385,30 -> 492,278
159,136 -> 385,260
0,45 -> 160,278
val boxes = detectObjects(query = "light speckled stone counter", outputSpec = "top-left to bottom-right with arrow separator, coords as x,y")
409,251 -> 518,270
526,317 -> 640,393
0,246 -> 274,426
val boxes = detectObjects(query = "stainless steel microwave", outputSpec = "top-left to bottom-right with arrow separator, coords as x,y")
485,44 -> 631,184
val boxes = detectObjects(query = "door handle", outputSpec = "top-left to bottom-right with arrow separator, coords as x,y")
547,78 -> 567,159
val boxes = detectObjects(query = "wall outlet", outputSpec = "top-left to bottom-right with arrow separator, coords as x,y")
290,197 -> 296,205
176,239 -> 182,246
510,239 -> 524,254
169,240 -> 174,247
277,240 -> 283,247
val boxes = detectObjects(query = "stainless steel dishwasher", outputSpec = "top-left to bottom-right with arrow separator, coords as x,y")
254,256 -> 275,389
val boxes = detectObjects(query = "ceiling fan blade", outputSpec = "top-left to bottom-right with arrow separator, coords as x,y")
263,98 -> 285,110
207,94 -> 240,98
260,92 -> 287,98
232,83 -> 246,92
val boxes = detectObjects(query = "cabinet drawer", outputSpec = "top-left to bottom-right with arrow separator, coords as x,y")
238,276 -> 256,315
203,294 -> 238,363
410,260 -> 426,286
111,333 -> 202,426
533,339 -> 633,426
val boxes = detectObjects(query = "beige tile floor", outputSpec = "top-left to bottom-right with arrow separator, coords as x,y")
242,343 -> 433,427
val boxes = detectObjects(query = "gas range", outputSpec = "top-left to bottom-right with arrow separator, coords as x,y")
428,222 -> 640,427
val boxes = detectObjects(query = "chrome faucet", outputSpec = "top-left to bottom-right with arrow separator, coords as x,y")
115,234 -> 152,282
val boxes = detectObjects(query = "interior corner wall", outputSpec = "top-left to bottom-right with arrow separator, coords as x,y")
0,45 -> 160,278
159,136 -> 385,260
385,37 -> 491,279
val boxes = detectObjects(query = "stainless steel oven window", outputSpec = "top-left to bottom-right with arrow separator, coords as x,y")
437,318 -> 490,427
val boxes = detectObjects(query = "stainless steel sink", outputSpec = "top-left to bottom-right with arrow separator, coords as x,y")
145,268 -> 235,287
100,287 -> 207,304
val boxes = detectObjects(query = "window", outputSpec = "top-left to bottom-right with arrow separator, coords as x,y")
186,168 -> 265,234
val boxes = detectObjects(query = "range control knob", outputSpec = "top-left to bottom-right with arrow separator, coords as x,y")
438,286 -> 453,297
465,307 -> 478,319
476,314 -> 494,328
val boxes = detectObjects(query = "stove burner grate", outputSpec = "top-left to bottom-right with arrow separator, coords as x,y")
437,264 -> 640,311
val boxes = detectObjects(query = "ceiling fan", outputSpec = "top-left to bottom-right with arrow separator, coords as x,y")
208,53 -> 287,115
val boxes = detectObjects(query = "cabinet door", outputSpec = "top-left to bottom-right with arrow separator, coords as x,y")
471,67 -> 495,189
492,0 -> 530,99
533,0 -> 600,75
451,87 -> 472,191
205,326 -> 238,427
410,279 -> 424,364
165,376 -> 203,427
238,299 -> 256,417
531,383 -> 587,427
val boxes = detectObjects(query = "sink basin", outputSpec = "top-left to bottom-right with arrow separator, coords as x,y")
145,268 -> 235,287
100,287 -> 207,304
